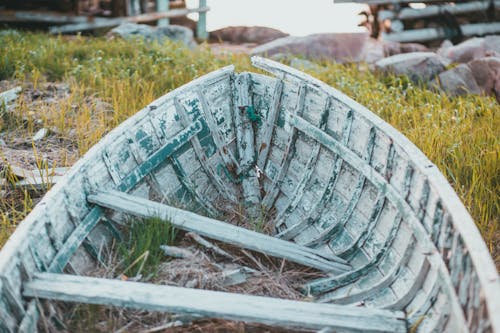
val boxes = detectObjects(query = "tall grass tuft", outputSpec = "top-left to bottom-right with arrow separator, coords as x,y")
119,217 -> 177,278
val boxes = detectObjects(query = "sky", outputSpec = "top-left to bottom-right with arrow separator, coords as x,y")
185,0 -> 368,36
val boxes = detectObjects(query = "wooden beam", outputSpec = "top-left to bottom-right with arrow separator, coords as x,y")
49,7 -> 210,34
383,22 -> 500,43
87,190 -> 351,273
23,272 -> 407,333
197,0 -> 208,40
156,0 -> 169,26
380,1 -> 500,21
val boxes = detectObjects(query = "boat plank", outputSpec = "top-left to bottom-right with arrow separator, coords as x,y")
23,272 -> 407,333
87,190 -> 350,273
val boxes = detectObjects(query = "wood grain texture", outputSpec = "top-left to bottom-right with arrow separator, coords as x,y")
24,272 -> 407,333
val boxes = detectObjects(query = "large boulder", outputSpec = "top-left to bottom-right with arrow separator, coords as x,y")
109,23 -> 196,48
251,32 -> 371,63
437,37 -> 491,63
375,52 -> 448,83
251,32 -> 429,64
431,64 -> 481,96
209,26 -> 288,45
484,35 -> 500,56
467,57 -> 500,101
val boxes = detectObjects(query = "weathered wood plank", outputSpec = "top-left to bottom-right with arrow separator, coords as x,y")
304,215 -> 402,296
262,83 -> 306,209
87,190 -> 350,273
49,7 -> 210,34
174,97 -> 238,202
276,109 -> 353,239
24,273 -> 407,333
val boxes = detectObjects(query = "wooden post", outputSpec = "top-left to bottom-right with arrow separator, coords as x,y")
197,0 -> 208,40
156,0 -> 169,27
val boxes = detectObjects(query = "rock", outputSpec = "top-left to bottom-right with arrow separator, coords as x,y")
209,26 -> 289,45
290,58 -> 321,71
484,35 -> 500,56
438,37 -> 486,63
431,64 -> 481,96
375,52 -> 447,83
32,128 -> 49,142
251,32 -> 370,63
467,57 -> 500,100
400,43 -> 429,54
109,23 -> 196,48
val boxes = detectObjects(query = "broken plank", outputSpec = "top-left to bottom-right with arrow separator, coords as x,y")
87,190 -> 351,273
24,272 -> 407,333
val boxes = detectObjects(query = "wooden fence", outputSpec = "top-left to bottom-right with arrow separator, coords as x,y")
335,0 -> 499,44
0,0 -> 209,39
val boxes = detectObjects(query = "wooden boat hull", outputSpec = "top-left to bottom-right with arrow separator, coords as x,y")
0,57 -> 498,332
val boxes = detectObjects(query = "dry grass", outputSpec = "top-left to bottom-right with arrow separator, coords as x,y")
0,30 -> 498,270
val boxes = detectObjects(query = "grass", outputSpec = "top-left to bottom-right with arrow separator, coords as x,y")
119,217 -> 178,278
0,31 -> 498,267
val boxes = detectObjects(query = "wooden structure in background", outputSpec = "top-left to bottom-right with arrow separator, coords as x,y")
336,0 -> 500,44
0,0 -> 208,39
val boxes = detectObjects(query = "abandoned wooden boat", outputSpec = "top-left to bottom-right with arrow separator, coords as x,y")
0,56 -> 498,333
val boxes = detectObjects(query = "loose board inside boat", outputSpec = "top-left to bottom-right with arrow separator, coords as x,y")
0,56 -> 498,333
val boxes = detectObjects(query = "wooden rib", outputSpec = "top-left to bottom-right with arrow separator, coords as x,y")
24,273 -> 407,333
195,87 -> 240,172
300,127 -> 377,247
48,120 -> 204,274
174,98 -> 238,202
322,237 -> 417,304
304,215 -> 402,296
17,301 -> 38,333
256,79 -> 284,170
384,258 -> 432,310
87,190 -> 350,273
274,97 -> 331,227
101,149 -> 122,185
126,129 -> 171,202
337,194 -> 386,259
48,206 -> 103,273
276,109 -> 353,239
168,154 -> 218,215
0,277 -> 25,320
261,83 -> 307,208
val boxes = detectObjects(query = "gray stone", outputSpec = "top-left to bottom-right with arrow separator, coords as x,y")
484,35 -> 500,57
290,58 -> 321,71
251,32 -> 370,63
209,26 -> 288,45
109,23 -> 196,48
438,37 -> 486,63
467,57 -> 500,101
375,52 -> 447,83
431,64 -> 481,96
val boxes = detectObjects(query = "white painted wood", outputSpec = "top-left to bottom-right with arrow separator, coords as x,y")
24,272 -> 407,333
87,190 -> 350,273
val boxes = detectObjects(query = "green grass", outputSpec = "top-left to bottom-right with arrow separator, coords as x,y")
0,31 -> 498,266
119,217 -> 177,278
